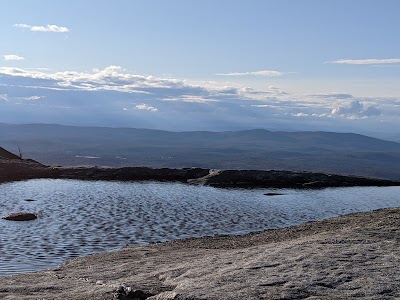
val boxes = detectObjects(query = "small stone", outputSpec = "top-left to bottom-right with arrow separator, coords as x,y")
2,212 -> 37,221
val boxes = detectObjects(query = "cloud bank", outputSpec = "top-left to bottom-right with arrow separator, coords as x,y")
0,66 -> 397,137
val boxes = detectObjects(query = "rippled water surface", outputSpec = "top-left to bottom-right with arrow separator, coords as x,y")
0,179 -> 399,276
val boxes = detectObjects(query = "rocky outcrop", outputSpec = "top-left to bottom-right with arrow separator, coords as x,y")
0,157 -> 60,183
0,147 -> 21,160
54,167 -> 400,188
55,166 -> 210,183
0,157 -> 399,188
188,169 -> 399,188
2,212 -> 37,221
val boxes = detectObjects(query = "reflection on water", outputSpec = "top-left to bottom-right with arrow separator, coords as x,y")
0,179 -> 399,276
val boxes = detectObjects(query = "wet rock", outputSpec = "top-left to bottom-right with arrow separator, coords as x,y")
264,192 -> 284,196
2,212 -> 37,221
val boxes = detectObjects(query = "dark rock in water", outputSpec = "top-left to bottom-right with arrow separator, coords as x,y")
2,212 -> 37,221
24,199 -> 35,202
264,192 -> 284,196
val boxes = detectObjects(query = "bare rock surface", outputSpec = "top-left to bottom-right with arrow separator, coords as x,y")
56,166 -> 210,183
0,208 -> 399,299
189,169 -> 400,188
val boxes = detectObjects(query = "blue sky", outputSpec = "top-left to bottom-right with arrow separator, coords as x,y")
1,0 -> 400,139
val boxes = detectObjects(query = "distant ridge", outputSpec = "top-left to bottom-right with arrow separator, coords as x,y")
0,123 -> 399,179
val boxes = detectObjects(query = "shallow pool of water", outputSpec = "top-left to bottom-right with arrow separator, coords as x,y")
0,179 -> 399,276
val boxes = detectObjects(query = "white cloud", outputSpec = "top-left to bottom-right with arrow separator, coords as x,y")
332,101 -> 363,115
4,54 -> 25,61
216,70 -> 283,77
135,104 -> 158,112
291,112 -> 327,118
24,96 -> 44,101
331,101 -> 381,118
328,58 -> 400,65
13,24 -> 31,29
0,94 -> 8,101
163,95 -> 219,103
13,23 -> 69,33
292,112 -> 309,117
251,104 -> 274,108
308,93 -> 353,99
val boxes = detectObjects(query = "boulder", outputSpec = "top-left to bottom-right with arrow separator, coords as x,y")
2,212 -> 37,221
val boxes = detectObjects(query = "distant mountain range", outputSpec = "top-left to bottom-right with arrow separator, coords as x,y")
1,123 -> 400,179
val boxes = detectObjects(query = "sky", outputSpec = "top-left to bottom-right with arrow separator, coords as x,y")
1,0 -> 400,139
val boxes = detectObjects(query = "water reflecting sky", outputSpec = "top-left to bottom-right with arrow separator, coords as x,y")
0,179 -> 399,276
